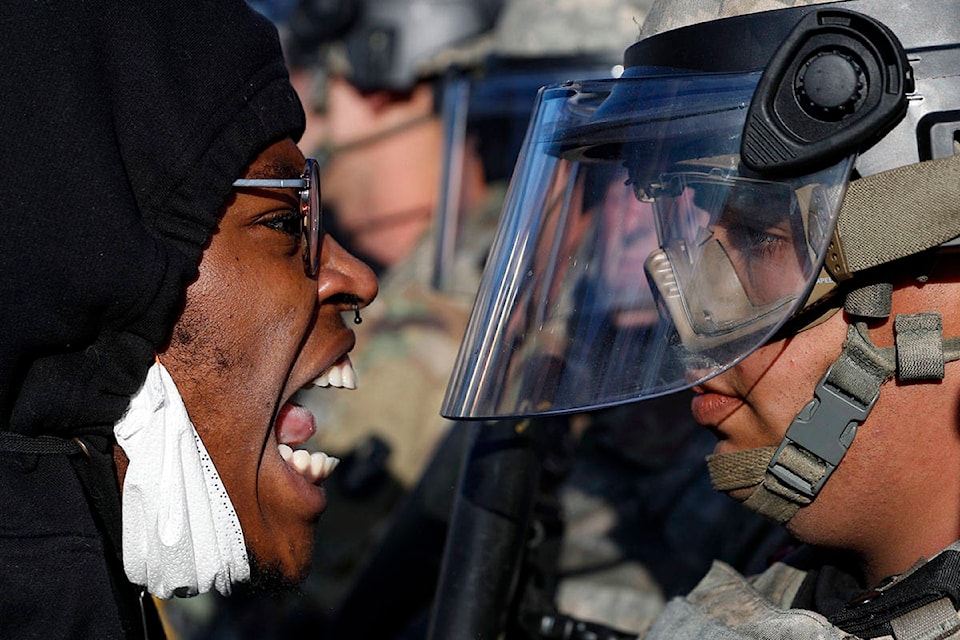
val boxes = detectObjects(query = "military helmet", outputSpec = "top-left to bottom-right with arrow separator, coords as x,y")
286,0 -> 504,92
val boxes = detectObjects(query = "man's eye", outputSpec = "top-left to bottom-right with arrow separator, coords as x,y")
720,221 -> 784,260
737,226 -> 780,252
262,210 -> 303,239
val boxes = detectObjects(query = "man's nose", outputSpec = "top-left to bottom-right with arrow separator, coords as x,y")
316,234 -> 379,310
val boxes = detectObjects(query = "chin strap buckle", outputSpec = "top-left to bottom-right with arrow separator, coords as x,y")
744,310 -> 956,523
743,321 -> 893,523
768,367 -> 879,499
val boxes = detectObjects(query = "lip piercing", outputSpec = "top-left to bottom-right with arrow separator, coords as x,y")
353,302 -> 363,325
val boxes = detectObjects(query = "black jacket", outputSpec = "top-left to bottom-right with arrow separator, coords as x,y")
0,1 -> 304,636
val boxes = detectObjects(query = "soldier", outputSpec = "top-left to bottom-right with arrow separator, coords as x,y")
283,0 -> 503,275
440,0 -> 960,637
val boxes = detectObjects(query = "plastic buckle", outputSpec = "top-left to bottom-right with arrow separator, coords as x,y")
767,366 -> 879,499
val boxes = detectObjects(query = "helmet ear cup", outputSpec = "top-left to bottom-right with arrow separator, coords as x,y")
741,8 -> 912,178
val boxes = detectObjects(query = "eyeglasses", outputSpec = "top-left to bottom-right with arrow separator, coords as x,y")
232,158 -> 322,277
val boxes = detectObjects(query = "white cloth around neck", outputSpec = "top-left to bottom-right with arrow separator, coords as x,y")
113,360 -> 250,598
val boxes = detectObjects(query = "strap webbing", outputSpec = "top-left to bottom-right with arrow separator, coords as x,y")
844,282 -> 893,318
889,597 -> 960,640
827,321 -> 895,405
706,446 -> 776,492
828,153 -> 960,280
896,313 -> 946,380
706,446 -> 820,523
743,445 -> 822,523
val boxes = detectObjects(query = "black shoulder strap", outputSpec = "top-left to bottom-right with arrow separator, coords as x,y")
830,550 -> 960,638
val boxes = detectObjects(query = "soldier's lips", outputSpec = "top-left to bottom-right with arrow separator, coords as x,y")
690,387 -> 744,441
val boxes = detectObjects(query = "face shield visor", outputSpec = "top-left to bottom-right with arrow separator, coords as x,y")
442,66 -> 855,420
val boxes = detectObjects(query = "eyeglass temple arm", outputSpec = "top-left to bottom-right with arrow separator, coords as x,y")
232,178 -> 308,188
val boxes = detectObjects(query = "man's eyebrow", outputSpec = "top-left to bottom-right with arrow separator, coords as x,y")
244,159 -> 302,180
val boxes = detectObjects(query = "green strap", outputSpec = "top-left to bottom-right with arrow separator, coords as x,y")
707,311 -> 960,524
743,444 -> 821,523
755,323 -> 896,523
827,153 -> 960,281
897,313 -> 945,380
706,447 -> 777,492
827,321 -> 896,404
759,315 -> 960,522
844,282 -> 893,318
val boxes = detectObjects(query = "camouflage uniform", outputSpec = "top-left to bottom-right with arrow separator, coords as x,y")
644,541 -> 960,639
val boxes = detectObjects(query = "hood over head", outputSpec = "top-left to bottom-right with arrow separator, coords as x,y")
0,0 -> 306,438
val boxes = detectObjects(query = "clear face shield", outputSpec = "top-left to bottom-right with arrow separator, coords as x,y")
442,67 -> 855,419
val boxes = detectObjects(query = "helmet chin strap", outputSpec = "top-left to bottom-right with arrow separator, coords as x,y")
708,282 -> 960,524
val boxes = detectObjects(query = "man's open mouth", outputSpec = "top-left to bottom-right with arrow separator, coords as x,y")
273,356 -> 358,484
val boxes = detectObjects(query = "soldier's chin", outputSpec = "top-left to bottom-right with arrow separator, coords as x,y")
244,554 -> 304,594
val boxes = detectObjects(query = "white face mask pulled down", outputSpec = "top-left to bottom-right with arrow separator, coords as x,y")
113,360 -> 250,599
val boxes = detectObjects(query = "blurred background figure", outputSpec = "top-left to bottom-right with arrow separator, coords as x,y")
283,0 -> 503,275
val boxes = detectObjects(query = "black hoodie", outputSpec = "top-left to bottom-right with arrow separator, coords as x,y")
0,1 -> 304,636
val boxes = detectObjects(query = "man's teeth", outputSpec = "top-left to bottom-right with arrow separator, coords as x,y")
279,443 -> 340,483
311,357 -> 357,389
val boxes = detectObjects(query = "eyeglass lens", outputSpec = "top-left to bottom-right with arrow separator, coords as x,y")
303,158 -> 322,277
